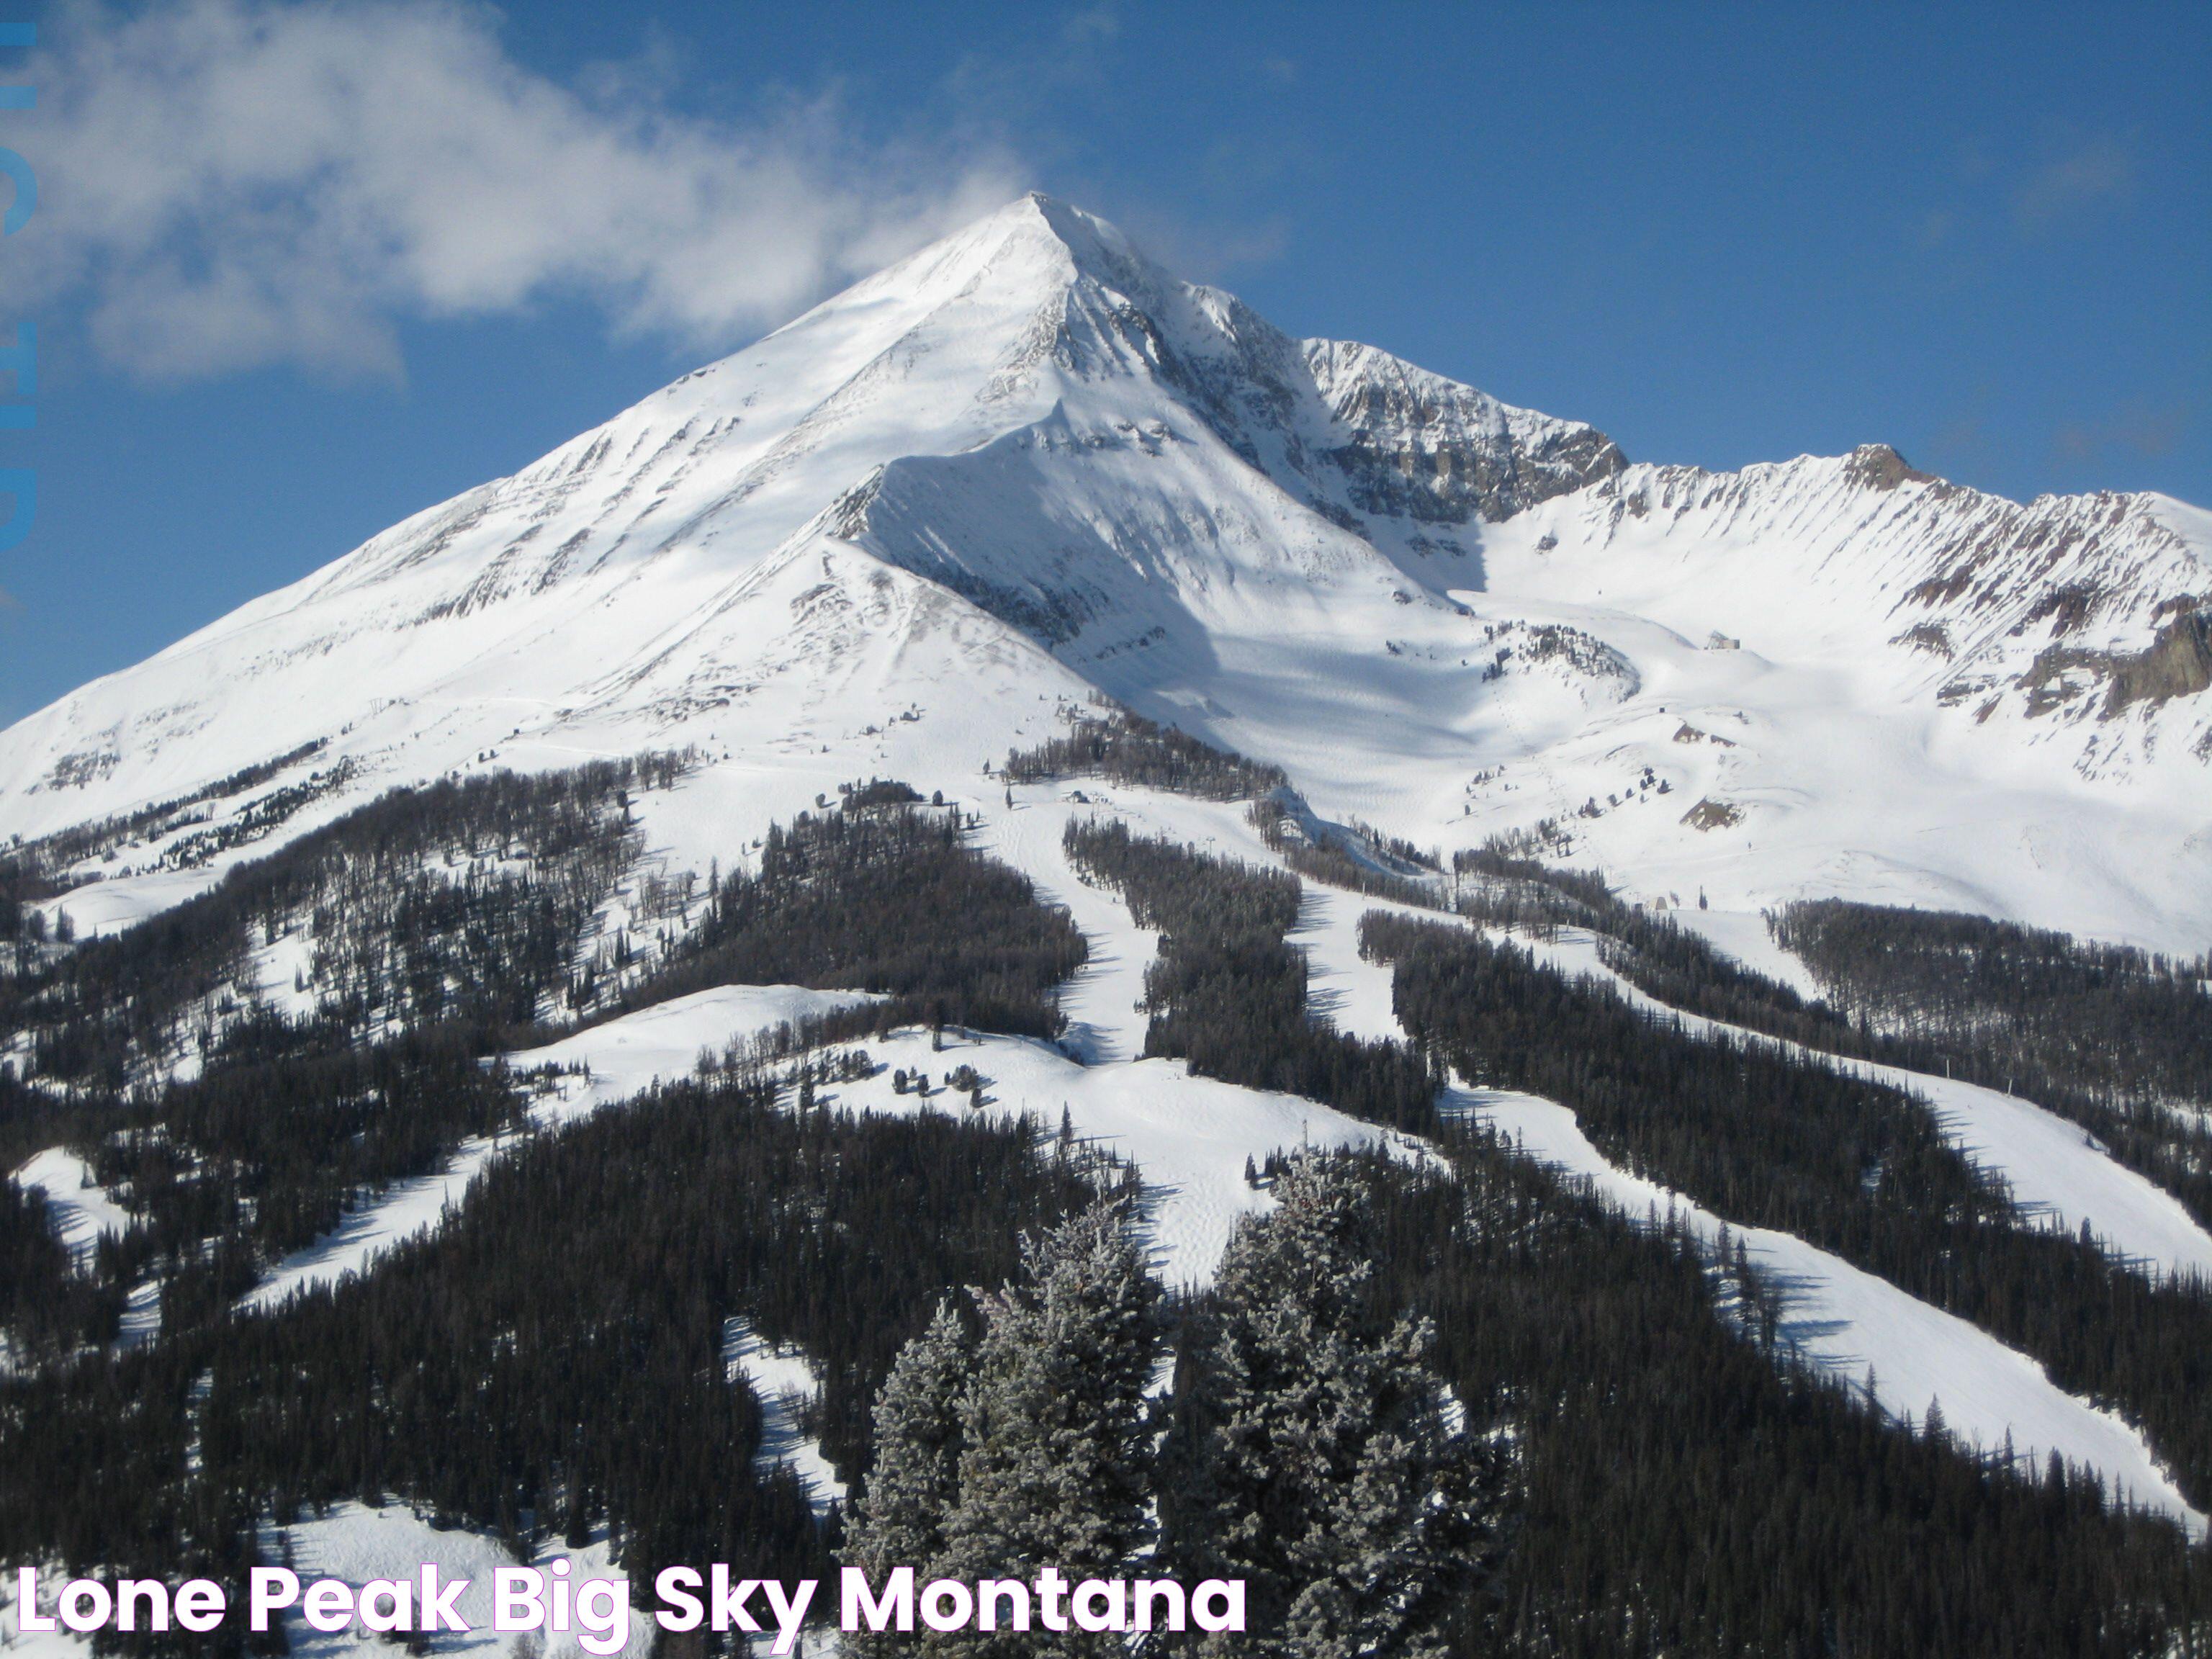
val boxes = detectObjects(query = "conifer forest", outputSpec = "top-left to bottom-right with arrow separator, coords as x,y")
4,729 -> 2211,1658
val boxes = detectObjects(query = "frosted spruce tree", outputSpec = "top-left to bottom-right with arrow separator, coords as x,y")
842,1199 -> 1163,1655
939,1199 -> 1164,1655
845,1298 -> 973,1576
841,1298 -> 974,1655
1160,1154 -> 1514,1658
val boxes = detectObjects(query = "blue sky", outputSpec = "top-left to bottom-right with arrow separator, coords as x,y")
1,1 -> 2206,726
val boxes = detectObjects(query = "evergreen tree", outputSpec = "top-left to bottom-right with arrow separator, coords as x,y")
1162,1154 -> 1514,1658
845,1298 -> 971,1585
939,1200 -> 1163,1655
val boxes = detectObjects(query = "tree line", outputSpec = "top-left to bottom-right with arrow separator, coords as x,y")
1002,706 -> 1288,801
1063,819 -> 1439,1132
1362,913 -> 2212,1514
0,773 -> 1099,1367
12,740 -> 2212,1654
1449,853 -> 2212,1236
1249,797 -> 1441,909
4,761 -> 677,1087
634,800 -> 1087,1040
1774,897 -> 2212,1226
1377,1125 -> 2212,1657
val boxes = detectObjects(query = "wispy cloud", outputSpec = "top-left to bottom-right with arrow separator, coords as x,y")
1105,199 -> 1290,288
2013,134 -> 2136,230
2052,402 -> 2190,467
6,0 -> 1023,380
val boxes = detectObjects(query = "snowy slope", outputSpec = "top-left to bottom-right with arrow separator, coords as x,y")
1467,1087 -> 2203,1532
10,189 -> 2211,1632
11,1148 -> 129,1268
981,781 -> 2212,1513
191,759 -> 2206,1531
723,1318 -> 848,1519
323,873 -> 2200,1531
1501,925 -> 2212,1285
513,1010 -> 1411,1293
5,194 -> 2201,958
984,778 -> 2212,1288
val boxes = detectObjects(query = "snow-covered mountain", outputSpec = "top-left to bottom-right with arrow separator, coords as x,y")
12,196 -> 2212,1645
4,192 -> 2208,951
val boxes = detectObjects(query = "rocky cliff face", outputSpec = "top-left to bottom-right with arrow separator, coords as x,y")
1300,338 -> 1627,524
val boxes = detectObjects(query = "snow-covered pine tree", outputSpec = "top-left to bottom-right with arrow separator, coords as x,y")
845,1298 -> 973,1578
938,1199 -> 1164,1655
1161,1153 -> 1514,1658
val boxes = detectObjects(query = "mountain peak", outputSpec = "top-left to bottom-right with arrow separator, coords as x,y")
815,192 -> 1161,331
4,194 -> 2208,961
962,191 -> 1148,274
1841,442 -> 1938,493
1015,192 -> 1150,274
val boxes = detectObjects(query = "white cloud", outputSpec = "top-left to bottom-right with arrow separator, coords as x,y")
6,0 -> 1023,379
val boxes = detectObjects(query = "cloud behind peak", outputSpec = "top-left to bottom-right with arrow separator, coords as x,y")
9,0 -> 1022,380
